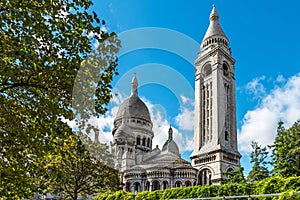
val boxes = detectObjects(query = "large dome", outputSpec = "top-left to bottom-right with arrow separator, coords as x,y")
115,75 -> 151,123
115,95 -> 151,122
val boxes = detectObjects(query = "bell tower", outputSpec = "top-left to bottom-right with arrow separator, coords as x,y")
190,6 -> 241,184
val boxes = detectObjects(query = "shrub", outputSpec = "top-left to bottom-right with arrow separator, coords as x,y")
93,176 -> 300,200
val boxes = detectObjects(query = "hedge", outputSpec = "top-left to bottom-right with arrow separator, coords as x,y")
93,176 -> 300,200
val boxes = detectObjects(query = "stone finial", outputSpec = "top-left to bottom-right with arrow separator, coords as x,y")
131,73 -> 138,96
210,5 -> 219,21
168,125 -> 173,140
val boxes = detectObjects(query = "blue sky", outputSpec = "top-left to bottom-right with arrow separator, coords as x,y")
88,1 -> 300,175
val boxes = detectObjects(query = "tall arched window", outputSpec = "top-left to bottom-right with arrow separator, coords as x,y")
136,135 -> 141,145
147,138 -> 150,147
133,182 -> 140,192
198,168 -> 212,185
152,180 -> 160,191
175,181 -> 182,188
223,63 -> 229,76
162,181 -> 169,190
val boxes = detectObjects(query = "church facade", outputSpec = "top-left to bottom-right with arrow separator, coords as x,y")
110,75 -> 197,192
110,6 -> 240,192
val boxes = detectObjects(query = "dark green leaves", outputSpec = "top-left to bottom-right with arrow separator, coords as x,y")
0,0 -> 120,198
247,141 -> 269,181
270,120 -> 300,177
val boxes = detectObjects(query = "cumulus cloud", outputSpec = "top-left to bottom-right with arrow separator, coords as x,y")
175,95 -> 194,131
238,73 -> 300,153
143,98 -> 194,153
245,76 -> 266,98
275,74 -> 285,83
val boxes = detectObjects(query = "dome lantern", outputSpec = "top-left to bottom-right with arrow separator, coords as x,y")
131,73 -> 138,97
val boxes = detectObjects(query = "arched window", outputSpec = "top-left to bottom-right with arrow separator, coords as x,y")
203,64 -> 212,76
227,168 -> 234,172
185,181 -> 192,187
152,180 -> 160,191
162,181 -> 169,190
223,63 -> 229,76
198,168 -> 212,185
136,135 -> 140,145
145,181 -> 150,191
175,181 -> 182,188
225,131 -> 229,141
142,138 -> 146,146
133,182 -> 141,192
147,138 -> 150,147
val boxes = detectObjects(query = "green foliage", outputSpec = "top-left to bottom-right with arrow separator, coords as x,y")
0,0 -> 120,199
94,176 -> 300,200
222,166 -> 246,184
42,134 -> 121,200
248,141 -> 269,181
135,190 -> 150,200
93,190 -> 133,200
270,120 -> 300,177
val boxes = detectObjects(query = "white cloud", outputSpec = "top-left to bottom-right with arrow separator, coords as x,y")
275,74 -> 285,83
238,73 -> 300,153
175,95 -> 194,131
95,93 -> 127,144
175,108 -> 194,131
245,76 -> 266,98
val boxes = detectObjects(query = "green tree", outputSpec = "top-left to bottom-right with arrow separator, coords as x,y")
247,141 -> 269,181
270,120 -> 300,177
222,166 -> 246,184
42,135 -> 121,200
0,0 -> 120,198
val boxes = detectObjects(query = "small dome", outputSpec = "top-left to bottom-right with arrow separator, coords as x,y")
162,126 -> 179,155
114,123 -> 132,138
162,139 -> 180,155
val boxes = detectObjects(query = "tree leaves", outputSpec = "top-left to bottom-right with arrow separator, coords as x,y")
222,166 -> 246,184
247,141 -> 269,181
0,0 -> 120,198
270,120 -> 300,177
42,135 -> 121,200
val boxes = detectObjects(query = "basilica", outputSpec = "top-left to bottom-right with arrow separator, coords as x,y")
110,6 -> 241,192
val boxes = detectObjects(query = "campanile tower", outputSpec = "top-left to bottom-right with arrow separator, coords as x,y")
190,6 -> 241,185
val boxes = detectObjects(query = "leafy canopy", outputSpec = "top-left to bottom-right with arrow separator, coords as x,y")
270,120 -> 300,177
0,0 -> 120,199
42,134 -> 121,200
247,141 -> 269,181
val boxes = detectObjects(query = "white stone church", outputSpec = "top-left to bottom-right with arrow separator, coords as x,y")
110,6 -> 241,192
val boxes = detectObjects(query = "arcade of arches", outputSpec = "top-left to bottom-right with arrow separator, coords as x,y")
124,168 -> 214,192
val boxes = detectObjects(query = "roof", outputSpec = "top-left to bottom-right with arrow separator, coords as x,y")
162,139 -> 180,155
115,95 -> 151,122
202,5 -> 228,43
